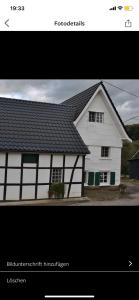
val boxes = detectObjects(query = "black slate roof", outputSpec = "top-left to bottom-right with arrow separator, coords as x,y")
129,150 -> 139,160
0,97 -> 89,154
62,82 -> 101,120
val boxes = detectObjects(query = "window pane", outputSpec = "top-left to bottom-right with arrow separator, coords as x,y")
52,168 -> 62,183
101,147 -> 109,157
22,154 -> 39,164
89,111 -> 95,122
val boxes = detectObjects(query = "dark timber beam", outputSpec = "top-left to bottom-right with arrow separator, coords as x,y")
3,153 -> 8,201
81,155 -> 86,197
67,155 -> 79,198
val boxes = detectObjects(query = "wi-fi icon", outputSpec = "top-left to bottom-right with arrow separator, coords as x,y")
118,6 -> 123,10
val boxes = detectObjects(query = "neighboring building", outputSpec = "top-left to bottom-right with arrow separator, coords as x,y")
0,82 -> 131,201
129,150 -> 139,179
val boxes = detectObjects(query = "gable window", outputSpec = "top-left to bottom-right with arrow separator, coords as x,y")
22,154 -> 39,164
101,147 -> 110,158
89,111 -> 104,123
100,172 -> 108,183
52,168 -> 62,183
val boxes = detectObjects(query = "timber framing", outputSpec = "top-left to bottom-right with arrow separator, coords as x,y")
0,153 -> 85,201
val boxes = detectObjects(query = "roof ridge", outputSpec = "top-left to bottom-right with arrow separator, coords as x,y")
61,81 -> 102,103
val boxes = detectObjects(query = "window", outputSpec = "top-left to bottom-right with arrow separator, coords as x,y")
101,147 -> 110,157
22,154 -> 39,164
100,172 -> 108,183
52,168 -> 62,183
89,111 -> 104,123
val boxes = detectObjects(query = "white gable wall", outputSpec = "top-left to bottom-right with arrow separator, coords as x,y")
76,91 -> 123,147
76,91 -> 123,185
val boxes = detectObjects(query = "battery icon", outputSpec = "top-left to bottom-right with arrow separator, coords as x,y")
124,6 -> 133,11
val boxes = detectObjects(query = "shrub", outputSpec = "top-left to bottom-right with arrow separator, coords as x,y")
49,183 -> 65,199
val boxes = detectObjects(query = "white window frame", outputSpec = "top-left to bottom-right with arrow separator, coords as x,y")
51,168 -> 62,183
101,146 -> 110,158
99,171 -> 110,186
89,111 -> 104,123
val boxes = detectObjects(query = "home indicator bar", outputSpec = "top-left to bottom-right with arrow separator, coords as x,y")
44,296 -> 95,298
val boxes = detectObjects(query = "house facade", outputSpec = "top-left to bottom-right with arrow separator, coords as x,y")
0,82 -> 131,201
62,82 -> 131,187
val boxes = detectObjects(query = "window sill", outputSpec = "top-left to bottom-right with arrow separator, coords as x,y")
99,158 -> 112,160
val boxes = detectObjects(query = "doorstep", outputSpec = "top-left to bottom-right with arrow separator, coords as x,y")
0,197 -> 89,206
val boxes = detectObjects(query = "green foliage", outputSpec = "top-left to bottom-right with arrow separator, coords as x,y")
121,139 -> 139,175
121,124 -> 139,175
49,183 -> 65,198
126,124 -> 139,141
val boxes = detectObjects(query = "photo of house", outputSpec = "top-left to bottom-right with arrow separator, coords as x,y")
0,81 -> 132,202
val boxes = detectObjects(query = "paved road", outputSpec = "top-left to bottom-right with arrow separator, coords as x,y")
70,197 -> 139,206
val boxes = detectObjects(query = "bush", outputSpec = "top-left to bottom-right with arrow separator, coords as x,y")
49,183 -> 65,199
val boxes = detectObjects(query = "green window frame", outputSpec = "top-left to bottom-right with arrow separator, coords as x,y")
22,154 -> 39,164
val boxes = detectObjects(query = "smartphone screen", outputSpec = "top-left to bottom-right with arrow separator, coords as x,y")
0,0 -> 137,31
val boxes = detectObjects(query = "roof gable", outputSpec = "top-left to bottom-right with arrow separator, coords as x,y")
62,82 -> 131,142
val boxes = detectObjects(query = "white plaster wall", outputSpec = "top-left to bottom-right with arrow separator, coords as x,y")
0,153 -> 5,166
7,169 -> 20,183
37,185 -> 49,199
0,169 -> 5,183
76,156 -> 82,167
6,186 -> 20,200
76,92 -> 123,185
64,165 -> 82,183
8,153 -> 21,166
0,186 -> 4,200
65,155 -> 77,167
23,169 -> 36,183
38,169 -> 49,183
53,155 -> 63,167
85,146 -> 121,186
73,169 -> 82,182
64,184 -> 69,198
22,186 -> 35,199
39,154 -> 50,167
64,183 -> 81,198
76,92 -> 122,148
70,184 -> 81,197
64,169 -> 72,182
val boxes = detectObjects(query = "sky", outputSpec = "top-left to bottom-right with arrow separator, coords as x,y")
0,79 -> 139,124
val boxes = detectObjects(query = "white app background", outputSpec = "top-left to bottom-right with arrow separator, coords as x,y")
0,0 -> 138,31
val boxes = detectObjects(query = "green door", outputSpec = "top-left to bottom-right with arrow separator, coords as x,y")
88,172 -> 94,185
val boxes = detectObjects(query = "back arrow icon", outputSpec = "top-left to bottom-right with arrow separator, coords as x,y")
129,260 -> 132,267
5,19 -> 9,27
